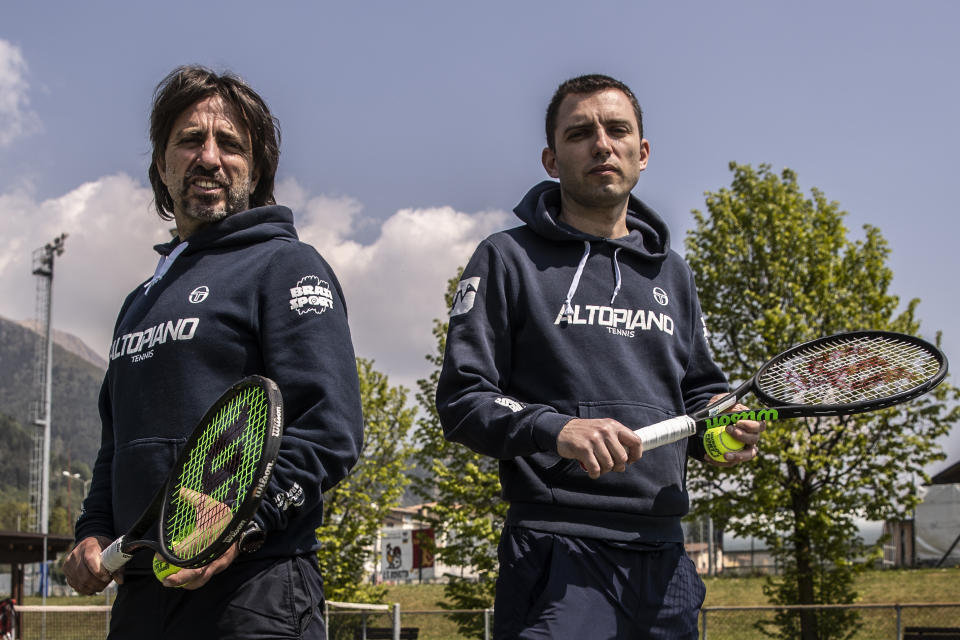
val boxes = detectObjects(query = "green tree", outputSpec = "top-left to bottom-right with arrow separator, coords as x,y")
49,503 -> 71,536
316,357 -> 415,604
412,273 -> 505,640
0,498 -> 29,531
685,163 -> 959,640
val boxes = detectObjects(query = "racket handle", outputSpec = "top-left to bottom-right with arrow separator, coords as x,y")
100,536 -> 133,573
635,416 -> 697,451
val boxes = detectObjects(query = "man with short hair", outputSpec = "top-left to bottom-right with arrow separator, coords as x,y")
63,66 -> 364,639
437,74 -> 763,638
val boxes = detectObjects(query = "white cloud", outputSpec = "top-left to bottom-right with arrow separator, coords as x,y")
287,181 -> 511,392
0,175 -> 168,357
0,40 -> 40,147
1,175 -> 511,392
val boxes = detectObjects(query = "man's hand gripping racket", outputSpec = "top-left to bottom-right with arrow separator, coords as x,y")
638,331 -> 948,454
99,376 -> 284,587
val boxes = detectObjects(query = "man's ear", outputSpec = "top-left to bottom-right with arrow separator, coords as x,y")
637,138 -> 650,171
542,147 -> 559,178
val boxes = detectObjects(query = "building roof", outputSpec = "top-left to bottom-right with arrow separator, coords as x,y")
930,459 -> 960,485
0,531 -> 74,564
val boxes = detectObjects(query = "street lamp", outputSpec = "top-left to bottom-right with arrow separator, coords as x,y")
59,470 -> 82,525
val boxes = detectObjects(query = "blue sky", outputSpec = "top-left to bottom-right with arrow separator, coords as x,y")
1,0 -> 958,469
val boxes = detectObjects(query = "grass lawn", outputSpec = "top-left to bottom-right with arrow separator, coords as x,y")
701,567 -> 960,606
378,569 -> 960,639
15,568 -> 960,639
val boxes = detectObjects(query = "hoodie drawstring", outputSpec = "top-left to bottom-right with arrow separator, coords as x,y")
610,247 -> 623,305
144,241 -> 189,294
561,242 -> 625,320
562,241 -> 591,321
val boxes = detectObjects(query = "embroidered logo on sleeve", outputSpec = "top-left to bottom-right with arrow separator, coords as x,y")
494,397 -> 525,412
450,277 -> 481,317
273,482 -> 305,512
289,276 -> 334,315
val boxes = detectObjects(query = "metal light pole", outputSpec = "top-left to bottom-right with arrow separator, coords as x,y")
30,233 -> 66,608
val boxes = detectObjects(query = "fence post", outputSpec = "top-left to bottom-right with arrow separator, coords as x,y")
484,607 -> 493,640
701,608 -> 707,640
392,603 -> 401,640
895,603 -> 902,640
323,600 -> 329,639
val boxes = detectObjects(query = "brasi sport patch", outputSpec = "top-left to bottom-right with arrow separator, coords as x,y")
289,275 -> 334,315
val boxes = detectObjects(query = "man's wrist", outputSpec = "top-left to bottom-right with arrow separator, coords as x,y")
237,521 -> 266,554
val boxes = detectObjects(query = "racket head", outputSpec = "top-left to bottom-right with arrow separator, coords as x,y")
752,330 -> 948,415
156,375 -> 283,568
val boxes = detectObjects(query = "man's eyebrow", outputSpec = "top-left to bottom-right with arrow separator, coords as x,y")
216,129 -> 247,146
601,117 -> 634,129
562,121 -> 595,135
171,125 -> 247,146
172,125 -> 203,139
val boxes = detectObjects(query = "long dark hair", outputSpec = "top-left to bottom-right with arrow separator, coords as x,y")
148,65 -> 281,219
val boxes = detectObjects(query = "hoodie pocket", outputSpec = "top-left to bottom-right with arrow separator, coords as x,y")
544,400 -> 688,514
111,437 -> 184,535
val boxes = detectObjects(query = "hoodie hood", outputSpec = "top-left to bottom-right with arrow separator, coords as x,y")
144,205 -> 298,294
154,205 -> 298,257
514,181 -> 671,318
513,180 -> 671,261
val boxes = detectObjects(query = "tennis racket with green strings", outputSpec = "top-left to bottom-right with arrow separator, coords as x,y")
100,376 -> 283,577
638,330 -> 948,452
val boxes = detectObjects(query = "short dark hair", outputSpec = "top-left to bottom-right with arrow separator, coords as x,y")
148,65 -> 281,220
545,74 -> 643,151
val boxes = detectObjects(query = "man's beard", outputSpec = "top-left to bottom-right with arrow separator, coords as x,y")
175,169 -> 252,224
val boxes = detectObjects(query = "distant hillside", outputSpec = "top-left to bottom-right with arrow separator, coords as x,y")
18,319 -> 107,370
0,315 -> 104,483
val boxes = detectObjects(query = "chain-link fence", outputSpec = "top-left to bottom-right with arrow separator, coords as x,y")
7,602 -> 959,639
326,602 -> 494,640
10,605 -> 110,640
700,603 -> 960,640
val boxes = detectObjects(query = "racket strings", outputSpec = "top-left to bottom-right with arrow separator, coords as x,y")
163,386 -> 270,561
757,335 -> 942,406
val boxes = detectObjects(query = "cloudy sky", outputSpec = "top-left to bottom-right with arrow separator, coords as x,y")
2,1 -> 958,469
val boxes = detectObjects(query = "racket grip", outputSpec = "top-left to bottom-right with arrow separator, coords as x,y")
635,416 -> 697,451
100,536 -> 133,573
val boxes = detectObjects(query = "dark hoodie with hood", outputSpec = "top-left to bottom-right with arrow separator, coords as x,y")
75,205 -> 364,573
436,181 -> 728,542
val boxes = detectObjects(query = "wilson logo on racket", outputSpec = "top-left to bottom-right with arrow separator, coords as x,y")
252,461 -> 274,499
272,406 -> 283,437
705,409 -> 779,429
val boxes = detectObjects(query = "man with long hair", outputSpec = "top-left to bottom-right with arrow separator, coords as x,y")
63,66 -> 363,639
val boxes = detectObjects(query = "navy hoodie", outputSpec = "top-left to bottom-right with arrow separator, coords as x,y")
75,205 -> 364,572
436,181 -> 728,542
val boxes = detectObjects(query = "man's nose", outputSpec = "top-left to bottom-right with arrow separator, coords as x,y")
197,136 -> 221,168
592,129 -> 612,156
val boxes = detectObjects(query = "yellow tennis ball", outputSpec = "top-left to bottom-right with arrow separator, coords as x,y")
152,554 -> 182,583
703,425 -> 745,462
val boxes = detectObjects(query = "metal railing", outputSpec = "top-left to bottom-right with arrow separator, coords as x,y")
701,602 -> 960,640
11,605 -> 110,640
8,601 -> 959,640
326,602 -> 495,640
